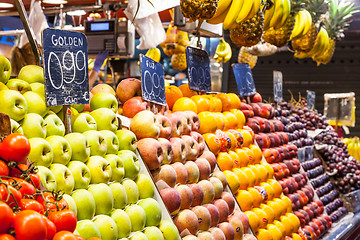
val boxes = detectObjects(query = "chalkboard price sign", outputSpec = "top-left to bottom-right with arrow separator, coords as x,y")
232,63 -> 256,97
140,54 -> 166,106
186,46 -> 211,92
307,90 -> 316,110
273,70 -> 283,103
42,28 -> 89,106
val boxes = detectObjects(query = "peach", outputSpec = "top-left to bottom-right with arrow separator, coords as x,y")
209,227 -> 226,240
174,209 -> 199,235
218,222 -> 235,240
232,210 -> 250,233
153,165 -> 177,188
199,151 -> 217,172
212,171 -> 228,190
204,204 -> 220,228
195,158 -> 211,181
176,184 -> 194,210
192,206 -> 211,231
221,192 -> 236,214
210,177 -> 224,199
189,183 -> 204,207
160,187 -> 181,215
185,161 -> 200,184
198,180 -> 215,204
214,199 -> 230,223
227,214 -> 244,240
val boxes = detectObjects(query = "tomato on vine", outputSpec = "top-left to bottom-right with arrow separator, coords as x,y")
0,234 -> 16,240
52,231 -> 77,240
0,160 -> 9,176
36,192 -> 69,211
41,215 -> 57,240
0,133 -> 31,163
19,199 -> 45,213
2,177 -> 36,197
48,209 -> 77,233
0,184 -> 22,208
0,202 -> 14,234
14,210 -> 47,240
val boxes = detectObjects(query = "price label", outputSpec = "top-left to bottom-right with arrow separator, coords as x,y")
186,46 -> 211,92
232,63 -> 256,97
273,70 -> 283,103
42,28 -> 89,106
140,55 -> 166,106
324,92 -> 355,127
307,90 -> 316,110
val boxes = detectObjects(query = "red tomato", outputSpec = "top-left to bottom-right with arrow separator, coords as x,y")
41,215 -> 57,240
9,164 -> 41,189
2,177 -> 36,197
0,133 -> 31,163
0,234 -> 16,240
0,184 -> 22,208
9,163 -> 28,177
0,202 -> 14,233
52,231 -> 77,240
0,160 -> 9,176
48,209 -> 77,233
14,210 -> 47,240
19,199 -> 45,213
29,173 -> 41,189
36,192 -> 69,211
75,235 -> 85,240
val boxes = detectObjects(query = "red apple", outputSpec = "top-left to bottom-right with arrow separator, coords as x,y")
209,227 -> 226,240
176,184 -> 193,210
190,131 -> 206,156
156,114 -> 173,139
123,96 -> 148,118
185,111 -> 200,132
173,111 -> 192,135
171,162 -> 188,184
192,206 -> 211,231
218,222 -> 235,240
160,187 -> 181,215
198,180 -> 215,204
130,110 -> 160,139
182,135 -> 199,161
204,204 -> 220,228
185,161 -> 200,184
158,138 -> 174,165
199,151 -> 216,172
137,138 -> 163,170
166,113 -> 184,137
153,165 -> 177,188
116,78 -> 141,103
189,183 -> 204,207
221,192 -> 235,214
195,158 -> 211,181
250,92 -> 262,103
214,199 -> 230,223
210,177 -> 224,199
170,137 -> 188,164
174,209 -> 199,235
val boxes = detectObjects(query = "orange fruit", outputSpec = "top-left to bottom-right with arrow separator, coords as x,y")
208,95 -> 222,112
233,168 -> 249,190
165,85 -> 183,110
267,179 -> 283,198
227,93 -> 241,109
239,130 -> 253,147
250,144 -> 263,164
241,167 -> 256,187
198,111 -> 217,134
236,190 -> 254,211
292,233 -> 303,240
267,224 -> 283,240
257,229 -> 273,240
190,95 -> 210,113
245,211 -> 260,233
224,170 -> 240,193
227,133 -> 238,151
280,215 -> 294,236
217,93 -> 233,112
280,195 -> 293,213
243,147 -> 255,165
248,187 -> 263,208
217,152 -> 234,171
203,133 -> 221,155
173,97 -> 197,112
273,220 -> 286,237
230,109 -> 246,129
229,150 -> 240,167
274,198 -> 287,216
178,83 -> 197,97
261,162 -> 274,179
235,148 -> 249,167
256,164 -> 269,183
222,112 -> 237,130
260,204 -> 275,224
212,112 -> 225,130
286,213 -> 300,232
267,201 -> 282,220
260,182 -> 275,201
249,165 -> 261,186
253,208 -> 269,228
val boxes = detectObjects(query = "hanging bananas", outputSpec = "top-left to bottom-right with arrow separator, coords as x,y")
289,9 -> 312,40
145,48 -> 161,62
343,137 -> 360,161
214,38 -> 232,63
262,0 -> 292,30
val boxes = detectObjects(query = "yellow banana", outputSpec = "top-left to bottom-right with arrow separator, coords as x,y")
246,0 -> 261,20
223,46 -> 233,63
312,27 -> 329,58
145,48 -> 161,62
279,0 -> 291,28
300,10 -> 312,37
207,5 -> 231,24
236,0 -> 254,23
223,0 -> 244,29
215,39 -> 230,57
290,11 -> 306,40
269,0 -> 285,29
305,26 -> 326,57
211,0 -> 233,19
263,3 -> 276,30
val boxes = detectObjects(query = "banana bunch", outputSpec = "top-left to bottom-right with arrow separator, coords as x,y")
289,9 -> 312,40
145,48 -> 161,62
214,38 -> 232,63
206,0 -> 262,29
264,0 -> 292,30
294,26 -> 330,59
343,137 -> 360,161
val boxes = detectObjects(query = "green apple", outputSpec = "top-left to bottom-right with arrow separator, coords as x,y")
138,198 -> 162,227
88,183 -> 114,215
18,65 -> 44,83
46,136 -> 72,165
100,130 -> 119,154
115,129 -> 137,152
144,226 -> 164,240
125,204 -> 146,232
105,154 -> 124,182
10,119 -> 23,134
90,108 -> 119,132
0,55 -> 11,84
28,138 -> 53,167
44,114 -> 65,137
0,82 -> 8,90
111,209 -> 131,238
130,232 -> 148,240
64,133 -> 90,162
0,89 -> 28,121
67,161 -> 91,190
86,156 -> 112,184
93,215 -> 118,240
159,220 -> 181,240
21,113 -> 46,138
23,91 -> 49,117
6,79 -> 31,94
83,130 -> 107,156
37,165 -> 57,191
49,163 -> 74,194
118,150 -> 139,180
49,105 -> 62,114
72,112 -> 97,133
71,189 -> 96,220
121,179 -> 139,204
90,93 -> 118,113
75,220 -> 101,239
109,182 -> 127,209
72,104 -> 85,113
62,194 -> 77,216
135,174 -> 155,199
30,83 -> 45,96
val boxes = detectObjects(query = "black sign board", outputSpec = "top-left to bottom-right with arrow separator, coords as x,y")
307,90 -> 316,110
42,28 -> 89,106
186,46 -> 211,92
273,70 -> 283,103
232,63 -> 256,97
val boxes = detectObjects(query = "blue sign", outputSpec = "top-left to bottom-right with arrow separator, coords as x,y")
140,55 -> 166,106
232,63 -> 256,97
307,90 -> 316,110
42,28 -> 89,106
186,46 -> 211,92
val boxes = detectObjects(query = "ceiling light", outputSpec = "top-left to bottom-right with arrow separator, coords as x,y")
42,0 -> 68,4
0,3 -> 14,8
67,10 -> 86,16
